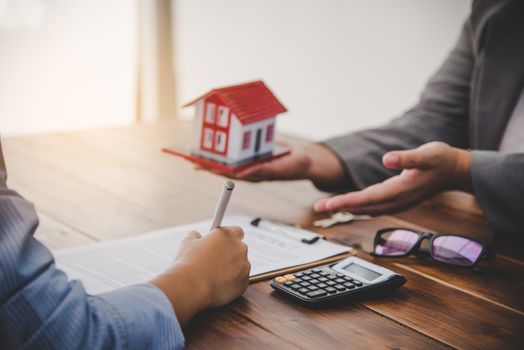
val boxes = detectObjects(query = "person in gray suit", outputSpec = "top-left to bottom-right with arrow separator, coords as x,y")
218,0 -> 524,235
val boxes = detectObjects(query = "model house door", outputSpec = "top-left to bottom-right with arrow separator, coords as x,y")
254,129 -> 262,154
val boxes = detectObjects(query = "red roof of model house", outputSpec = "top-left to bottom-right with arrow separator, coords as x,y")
184,80 -> 287,124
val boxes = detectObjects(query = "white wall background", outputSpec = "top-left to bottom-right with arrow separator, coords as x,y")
0,0 -> 137,136
0,0 -> 471,139
174,0 -> 471,141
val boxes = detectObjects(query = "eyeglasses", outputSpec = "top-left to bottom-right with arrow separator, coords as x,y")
371,228 -> 492,267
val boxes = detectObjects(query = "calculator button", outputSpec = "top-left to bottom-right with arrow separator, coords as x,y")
318,277 -> 328,282
325,287 -> 337,294
284,274 -> 296,281
353,280 -> 363,287
308,285 -> 319,291
335,278 -> 346,284
343,276 -> 353,282
317,283 -> 327,288
275,276 -> 286,284
307,290 -> 327,298
327,275 -> 338,280
298,287 -> 309,294
326,281 -> 336,286
336,273 -> 345,278
290,284 -> 301,290
302,276 -> 312,281
310,273 -> 321,279
343,282 -> 355,289
295,272 -> 305,277
293,278 -> 303,283
309,279 -> 319,284
320,271 -> 330,276
335,285 -> 346,292
283,281 -> 294,287
312,269 -> 321,273
300,281 -> 311,287
302,270 -> 312,275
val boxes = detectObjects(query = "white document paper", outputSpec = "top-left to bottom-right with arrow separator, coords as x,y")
54,215 -> 351,294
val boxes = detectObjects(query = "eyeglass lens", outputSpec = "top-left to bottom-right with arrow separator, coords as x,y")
431,235 -> 483,266
374,229 -> 419,256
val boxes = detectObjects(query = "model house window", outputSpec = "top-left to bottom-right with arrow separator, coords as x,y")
215,131 -> 227,152
242,131 -> 251,150
205,103 -> 216,123
217,106 -> 229,127
266,124 -> 274,142
203,128 -> 213,149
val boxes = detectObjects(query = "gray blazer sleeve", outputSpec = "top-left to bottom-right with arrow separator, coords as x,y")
471,151 -> 524,235
318,16 -> 524,235
320,21 -> 473,193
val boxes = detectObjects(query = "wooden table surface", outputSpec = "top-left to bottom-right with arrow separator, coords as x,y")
3,120 -> 523,350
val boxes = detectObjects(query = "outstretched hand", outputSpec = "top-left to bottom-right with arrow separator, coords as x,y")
314,142 -> 472,215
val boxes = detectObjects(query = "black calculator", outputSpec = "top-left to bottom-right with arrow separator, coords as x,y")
270,256 -> 406,305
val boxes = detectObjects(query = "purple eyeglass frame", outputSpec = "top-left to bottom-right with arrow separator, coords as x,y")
371,227 -> 493,268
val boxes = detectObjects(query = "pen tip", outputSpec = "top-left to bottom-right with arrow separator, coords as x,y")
225,180 -> 235,190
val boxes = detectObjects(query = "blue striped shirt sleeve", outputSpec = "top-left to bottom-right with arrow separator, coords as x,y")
0,141 -> 185,349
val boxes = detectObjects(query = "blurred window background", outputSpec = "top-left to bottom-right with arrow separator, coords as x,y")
1,0 -> 470,140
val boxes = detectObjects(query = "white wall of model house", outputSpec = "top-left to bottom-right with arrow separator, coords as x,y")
230,117 -> 275,161
191,98 -> 276,164
191,99 -> 205,152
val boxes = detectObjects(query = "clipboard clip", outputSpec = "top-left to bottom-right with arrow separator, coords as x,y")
250,218 -> 324,244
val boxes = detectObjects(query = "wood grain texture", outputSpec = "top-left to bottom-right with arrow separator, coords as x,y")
231,283 -> 449,350
361,256 -> 524,350
3,119 -> 523,350
34,212 -> 95,249
185,308 -> 298,350
314,215 -> 524,313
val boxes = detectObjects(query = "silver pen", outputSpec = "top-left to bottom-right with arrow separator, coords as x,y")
210,180 -> 235,230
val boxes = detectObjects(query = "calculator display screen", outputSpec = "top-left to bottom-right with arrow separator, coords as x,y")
343,263 -> 381,281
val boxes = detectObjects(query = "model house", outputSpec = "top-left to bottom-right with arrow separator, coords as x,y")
183,80 -> 287,165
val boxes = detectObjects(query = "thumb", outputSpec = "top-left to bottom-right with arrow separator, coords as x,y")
184,230 -> 202,240
382,146 -> 437,170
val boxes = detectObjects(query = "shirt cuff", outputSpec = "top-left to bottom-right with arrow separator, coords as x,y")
95,283 -> 185,350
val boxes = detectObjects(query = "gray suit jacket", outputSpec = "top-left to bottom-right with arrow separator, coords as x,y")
323,0 -> 524,235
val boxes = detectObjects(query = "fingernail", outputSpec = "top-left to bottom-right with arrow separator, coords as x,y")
383,153 -> 400,165
313,201 -> 325,212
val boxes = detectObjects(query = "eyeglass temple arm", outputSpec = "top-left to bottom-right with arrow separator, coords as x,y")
482,246 -> 496,260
